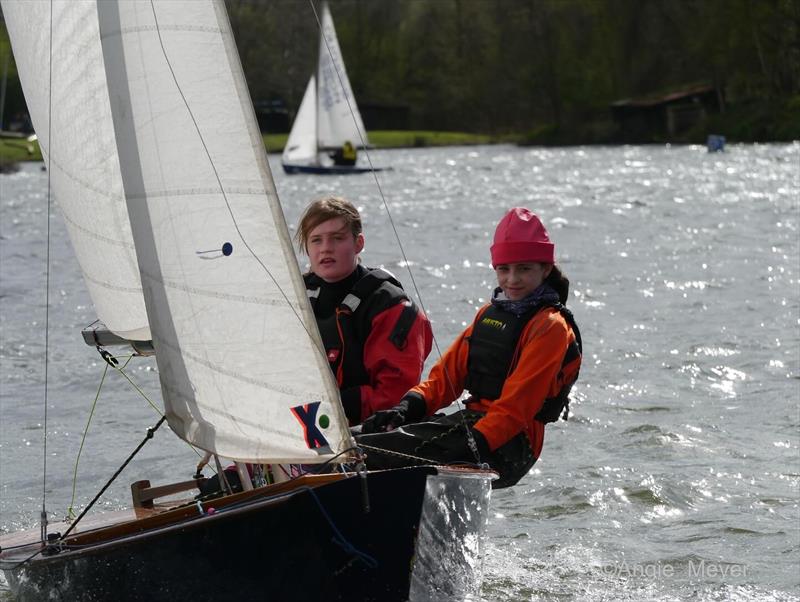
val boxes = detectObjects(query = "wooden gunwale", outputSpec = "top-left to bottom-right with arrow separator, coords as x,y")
0,472 -> 347,555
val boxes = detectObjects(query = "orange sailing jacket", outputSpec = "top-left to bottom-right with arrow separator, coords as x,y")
410,304 -> 580,458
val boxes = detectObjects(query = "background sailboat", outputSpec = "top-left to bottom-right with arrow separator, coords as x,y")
0,0 -> 491,599
282,2 -> 386,175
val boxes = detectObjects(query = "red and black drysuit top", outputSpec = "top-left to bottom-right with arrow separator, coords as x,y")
305,265 -> 433,426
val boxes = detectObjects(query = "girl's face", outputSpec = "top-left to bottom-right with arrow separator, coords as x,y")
307,217 -> 364,283
495,262 -> 552,300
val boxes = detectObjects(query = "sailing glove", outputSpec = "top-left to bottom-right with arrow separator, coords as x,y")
360,392 -> 427,434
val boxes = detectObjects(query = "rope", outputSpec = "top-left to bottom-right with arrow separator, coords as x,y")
66,362 -> 110,520
111,354 -> 164,417
359,414 -> 487,467
60,416 -> 167,541
196,479 -> 377,570
307,488 -> 377,569
357,443 -> 439,466
110,354 -> 209,465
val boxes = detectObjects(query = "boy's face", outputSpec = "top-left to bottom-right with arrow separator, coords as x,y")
307,217 -> 364,283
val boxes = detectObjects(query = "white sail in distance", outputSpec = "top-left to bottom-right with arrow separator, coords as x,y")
97,0 -> 352,463
2,0 -> 149,341
281,76 -> 317,165
316,1 -> 368,151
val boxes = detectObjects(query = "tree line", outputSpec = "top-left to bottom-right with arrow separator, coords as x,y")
227,0 -> 799,141
2,0 -> 798,142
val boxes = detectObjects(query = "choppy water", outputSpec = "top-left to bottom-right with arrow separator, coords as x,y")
1,144 -> 798,600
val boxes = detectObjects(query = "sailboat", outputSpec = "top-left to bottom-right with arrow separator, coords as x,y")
0,1 -> 492,600
282,2 -> 385,175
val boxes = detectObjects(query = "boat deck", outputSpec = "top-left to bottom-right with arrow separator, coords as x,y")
0,472 -> 346,556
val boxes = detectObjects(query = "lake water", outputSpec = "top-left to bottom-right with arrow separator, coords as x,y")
1,143 -> 798,600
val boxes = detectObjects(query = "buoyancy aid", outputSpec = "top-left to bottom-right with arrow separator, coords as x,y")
342,142 -> 356,161
464,301 -> 582,423
305,267 -> 420,389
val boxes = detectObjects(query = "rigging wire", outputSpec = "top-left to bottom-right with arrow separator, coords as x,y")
65,350 -> 213,524
40,0 -> 55,544
60,416 -> 167,541
66,352 -> 209,519
0,415 -> 166,569
111,354 -> 165,416
307,0 -> 482,461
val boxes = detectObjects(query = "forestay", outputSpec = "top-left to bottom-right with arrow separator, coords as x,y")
2,0 -> 149,341
96,0 -> 352,463
316,1 -> 368,151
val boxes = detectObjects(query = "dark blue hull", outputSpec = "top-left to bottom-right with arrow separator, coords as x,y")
1,466 -> 493,601
282,162 -> 390,175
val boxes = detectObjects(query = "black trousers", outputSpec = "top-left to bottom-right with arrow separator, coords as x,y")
354,410 -> 536,489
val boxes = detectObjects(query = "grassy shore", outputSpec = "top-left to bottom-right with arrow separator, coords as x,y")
4,112 -> 796,167
0,135 -> 42,169
1,130 -> 503,167
264,130 -> 509,153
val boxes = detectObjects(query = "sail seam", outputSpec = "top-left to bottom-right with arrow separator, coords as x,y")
81,272 -> 144,294
138,271 -> 298,306
43,157 -> 138,250
46,154 -> 127,206
60,209 -> 137,250
125,186 -> 266,201
157,344 -> 313,398
100,24 -> 225,40
171,394 -> 306,436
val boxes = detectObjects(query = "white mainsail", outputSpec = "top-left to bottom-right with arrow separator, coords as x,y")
316,1 -> 367,150
95,0 -> 352,463
281,76 -> 317,165
2,0 -> 149,341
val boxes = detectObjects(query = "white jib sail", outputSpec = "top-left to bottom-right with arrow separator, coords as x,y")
97,0 -> 352,463
2,0 -> 150,341
316,1 -> 368,151
282,76 -> 318,166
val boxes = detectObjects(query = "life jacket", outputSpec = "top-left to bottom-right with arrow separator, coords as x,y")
342,143 -> 356,161
305,268 -> 420,389
464,301 -> 582,424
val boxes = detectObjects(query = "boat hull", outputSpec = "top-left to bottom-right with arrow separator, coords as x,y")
1,466 -> 492,601
282,162 -> 390,175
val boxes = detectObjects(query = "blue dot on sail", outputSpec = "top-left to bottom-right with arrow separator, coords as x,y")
222,242 -> 233,256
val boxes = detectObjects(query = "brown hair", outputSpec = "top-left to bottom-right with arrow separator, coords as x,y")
296,196 -> 363,254
545,264 -> 570,305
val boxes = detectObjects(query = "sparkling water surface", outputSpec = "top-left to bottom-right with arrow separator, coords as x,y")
1,144 -> 798,600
